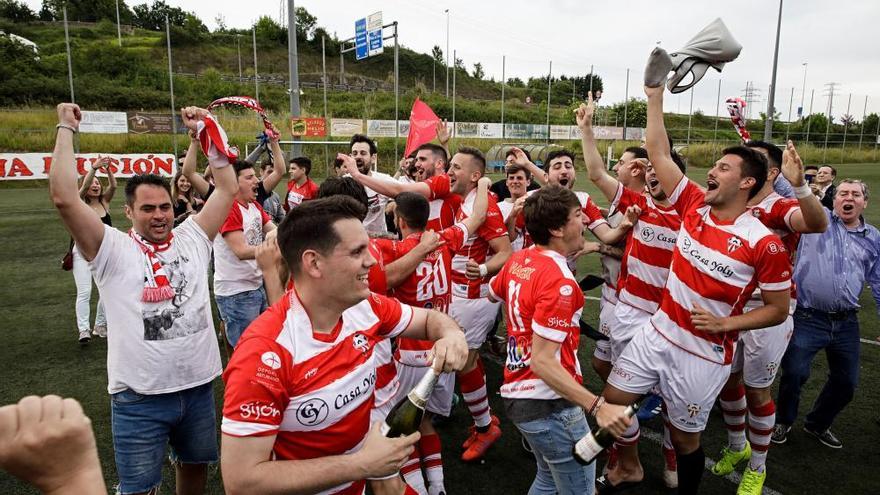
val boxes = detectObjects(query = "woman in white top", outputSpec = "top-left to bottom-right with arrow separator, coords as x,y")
72,156 -> 116,343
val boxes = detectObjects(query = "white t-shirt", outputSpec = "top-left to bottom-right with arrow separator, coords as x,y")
213,200 -> 270,297
90,218 -> 222,395
363,171 -> 393,235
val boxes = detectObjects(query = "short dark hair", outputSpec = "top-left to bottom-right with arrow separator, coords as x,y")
349,134 -> 377,155
623,146 -> 648,160
277,196 -> 367,275
318,177 -> 369,220
745,141 -> 783,170
416,143 -> 448,165
456,146 -> 486,175
505,147 -> 532,162
820,165 -> 837,177
290,156 -> 312,176
524,186 -> 581,246
543,149 -> 575,172
233,159 -> 254,177
506,163 -> 532,180
260,157 -> 274,171
125,173 -> 171,206
394,192 -> 430,231
670,149 -> 687,173
721,145 -> 768,200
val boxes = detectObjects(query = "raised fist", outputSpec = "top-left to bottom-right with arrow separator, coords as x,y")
56,103 -> 82,130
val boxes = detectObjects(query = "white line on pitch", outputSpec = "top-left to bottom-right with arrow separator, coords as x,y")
640,428 -> 783,495
860,338 -> 880,347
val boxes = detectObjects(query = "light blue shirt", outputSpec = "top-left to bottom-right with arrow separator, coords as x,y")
794,209 -> 880,315
773,174 -> 795,199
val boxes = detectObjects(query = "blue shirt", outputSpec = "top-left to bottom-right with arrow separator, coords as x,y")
794,209 -> 880,315
773,174 -> 795,199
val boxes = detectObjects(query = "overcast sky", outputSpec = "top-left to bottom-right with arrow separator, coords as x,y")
23,0 -> 880,120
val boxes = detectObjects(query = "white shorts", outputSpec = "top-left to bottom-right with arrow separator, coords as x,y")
609,303 -> 652,363
730,315 -> 794,388
608,326 -> 730,433
593,299 -> 615,362
394,362 -> 456,417
450,296 -> 501,349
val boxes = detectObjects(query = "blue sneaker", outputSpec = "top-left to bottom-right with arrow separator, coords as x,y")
636,393 -> 662,421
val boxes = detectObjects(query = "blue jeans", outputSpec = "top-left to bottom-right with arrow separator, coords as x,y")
216,287 -> 267,348
514,406 -> 596,495
776,306 -> 860,431
110,382 -> 218,494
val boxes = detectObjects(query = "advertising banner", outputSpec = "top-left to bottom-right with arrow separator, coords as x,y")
0,153 -> 177,180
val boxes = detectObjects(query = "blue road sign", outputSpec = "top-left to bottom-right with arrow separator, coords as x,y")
355,17 -> 368,60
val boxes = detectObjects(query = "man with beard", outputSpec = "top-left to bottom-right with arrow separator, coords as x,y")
50,103 -> 237,495
598,84 -> 792,495
212,160 -> 276,351
349,134 -> 394,235
345,142 -> 459,232
710,140 -> 827,495
576,94 -> 684,491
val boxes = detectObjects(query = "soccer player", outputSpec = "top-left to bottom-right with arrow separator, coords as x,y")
376,178 -> 491,494
496,163 -> 533,252
488,185 -> 634,493
710,140 -> 827,494
349,134 -> 395,235
220,196 -> 469,495
284,156 -> 319,211
50,103 -> 238,495
576,95 -> 685,489
597,84 -> 793,495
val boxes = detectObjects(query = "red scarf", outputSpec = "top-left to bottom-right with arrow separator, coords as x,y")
129,230 -> 175,302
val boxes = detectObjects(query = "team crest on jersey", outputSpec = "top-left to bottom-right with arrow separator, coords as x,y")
352,333 -> 370,354
751,208 -> 763,218
727,237 -> 743,253
641,226 -> 656,242
766,361 -> 778,375
687,403 -> 701,418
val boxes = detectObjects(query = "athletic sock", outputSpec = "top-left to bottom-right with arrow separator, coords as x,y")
420,433 -> 445,495
747,400 -> 776,473
458,357 -> 492,429
661,404 -> 677,471
720,384 -> 748,451
400,448 -> 427,495
613,415 -> 640,449
676,446 -> 705,495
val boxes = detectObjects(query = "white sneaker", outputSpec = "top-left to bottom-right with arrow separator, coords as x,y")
78,330 -> 91,343
93,324 -> 107,338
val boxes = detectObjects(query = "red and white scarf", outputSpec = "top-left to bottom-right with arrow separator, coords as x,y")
725,97 -> 751,142
197,113 -> 238,164
129,230 -> 175,303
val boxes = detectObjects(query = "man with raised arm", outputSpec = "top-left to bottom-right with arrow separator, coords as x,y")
49,103 -> 238,495
596,85 -> 792,495
220,196 -> 469,495
710,140 -> 827,494
577,93 -> 684,489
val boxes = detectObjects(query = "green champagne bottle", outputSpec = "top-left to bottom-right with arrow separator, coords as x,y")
382,369 -> 440,437
572,402 -> 640,465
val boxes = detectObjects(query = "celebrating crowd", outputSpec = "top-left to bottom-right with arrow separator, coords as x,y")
2,59 -> 879,495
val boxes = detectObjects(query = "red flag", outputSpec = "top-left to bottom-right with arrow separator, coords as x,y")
404,98 -> 441,158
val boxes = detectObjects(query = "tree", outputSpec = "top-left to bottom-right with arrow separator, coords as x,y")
863,113 -> 879,135
611,98 -> 647,128
39,0 -> 127,22
131,0 -> 190,30
506,77 -> 525,88
431,45 -> 444,65
214,13 -> 227,32
472,62 -> 484,80
254,15 -> 286,44
454,56 -> 464,70
0,0 -> 36,21
840,113 -> 855,127
294,6 -> 316,40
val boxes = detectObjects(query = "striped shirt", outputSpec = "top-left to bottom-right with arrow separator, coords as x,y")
611,182 -> 681,313
221,289 -> 413,495
745,192 -> 801,311
651,177 -> 792,364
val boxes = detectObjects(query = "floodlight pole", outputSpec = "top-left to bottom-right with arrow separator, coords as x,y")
764,0 -> 784,141
288,0 -> 302,155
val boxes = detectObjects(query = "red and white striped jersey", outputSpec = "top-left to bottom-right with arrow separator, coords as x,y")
651,177 -> 792,365
374,225 -> 468,367
424,174 -> 462,232
611,182 -> 682,313
745,192 -> 801,311
451,189 -> 508,299
489,246 -> 584,400
221,289 -> 413,495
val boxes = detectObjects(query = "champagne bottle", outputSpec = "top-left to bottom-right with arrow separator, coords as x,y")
572,402 -> 640,465
383,369 -> 440,437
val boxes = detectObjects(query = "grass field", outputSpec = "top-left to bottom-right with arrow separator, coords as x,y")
2,164 -> 880,494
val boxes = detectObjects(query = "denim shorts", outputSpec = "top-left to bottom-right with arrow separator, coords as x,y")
216,287 -> 267,348
110,382 -> 218,494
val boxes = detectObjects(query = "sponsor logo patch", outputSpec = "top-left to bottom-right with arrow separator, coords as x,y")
296,398 -> 329,426
261,351 -> 282,370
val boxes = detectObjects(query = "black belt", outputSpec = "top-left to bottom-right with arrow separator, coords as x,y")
797,306 -> 858,320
